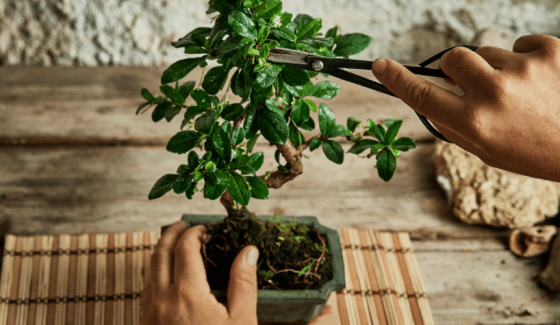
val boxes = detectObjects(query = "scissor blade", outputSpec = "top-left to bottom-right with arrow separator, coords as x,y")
267,48 -> 310,66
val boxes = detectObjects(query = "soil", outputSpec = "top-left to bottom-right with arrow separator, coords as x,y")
202,213 -> 333,291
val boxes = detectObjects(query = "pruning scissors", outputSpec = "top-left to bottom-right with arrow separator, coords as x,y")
267,45 -> 479,143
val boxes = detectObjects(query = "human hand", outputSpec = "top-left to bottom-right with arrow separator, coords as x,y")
141,221 -> 259,325
372,34 -> 560,182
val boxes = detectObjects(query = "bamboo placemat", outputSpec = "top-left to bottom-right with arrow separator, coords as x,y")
0,229 -> 432,325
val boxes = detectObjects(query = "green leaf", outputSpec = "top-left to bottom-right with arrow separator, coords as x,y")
329,124 -> 350,138
298,37 -> 334,48
347,139 -> 380,155
230,155 -> 251,169
218,36 -> 244,56
231,69 -> 253,100
302,82 -> 315,96
281,66 -> 311,86
291,99 -> 310,126
302,99 -> 317,112
293,14 -> 313,31
278,165 -> 288,173
188,151 -> 200,167
319,103 -> 336,136
149,174 -> 179,200
165,105 -> 182,122
325,26 -> 338,46
246,176 -> 269,199
185,181 -> 198,200
221,103 -> 245,121
385,119 -> 403,144
271,27 -> 297,42
228,172 -> 251,206
205,161 -> 217,174
161,57 -> 205,84
232,127 -> 246,146
178,81 -> 196,100
257,25 -> 270,44
173,175 -> 193,194
373,123 -> 386,144
177,164 -> 192,176
323,140 -> 344,164
334,33 -> 373,57
211,126 -> 232,161
392,137 -> 417,152
255,64 -> 282,89
347,117 -> 361,132
136,102 -> 150,115
183,45 -> 206,54
259,102 -> 289,144
289,121 -> 305,147
167,131 -> 200,154
370,143 -> 386,155
259,43 -> 271,61
141,88 -> 154,101
299,116 -> 315,131
376,149 -> 397,182
160,85 -> 183,104
310,138 -> 322,152
312,81 -> 341,100
256,0 -> 282,19
202,66 -> 230,95
296,18 -> 322,41
194,113 -> 215,134
172,27 -> 212,48
228,11 -> 257,39
204,170 -> 229,200
250,152 -> 264,171
247,134 -> 260,153
244,104 -> 259,139
183,106 -> 206,123
152,101 -> 173,122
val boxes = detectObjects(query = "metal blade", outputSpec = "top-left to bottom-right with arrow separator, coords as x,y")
267,48 -> 310,66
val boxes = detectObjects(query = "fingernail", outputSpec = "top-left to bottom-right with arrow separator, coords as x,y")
372,58 -> 388,75
244,247 -> 259,266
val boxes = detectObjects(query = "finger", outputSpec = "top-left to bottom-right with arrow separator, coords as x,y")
444,78 -> 457,87
173,225 -> 211,292
151,220 -> 187,290
439,46 -> 496,92
513,34 -> 557,53
475,46 -> 516,69
372,58 -> 464,129
141,278 -> 152,318
227,246 -> 259,322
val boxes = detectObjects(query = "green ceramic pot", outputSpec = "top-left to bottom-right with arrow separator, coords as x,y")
165,215 -> 345,324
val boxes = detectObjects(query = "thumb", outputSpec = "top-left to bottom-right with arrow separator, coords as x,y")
371,58 -> 462,128
227,245 -> 259,322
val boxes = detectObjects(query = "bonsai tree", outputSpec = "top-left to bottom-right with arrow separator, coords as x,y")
137,0 -> 417,290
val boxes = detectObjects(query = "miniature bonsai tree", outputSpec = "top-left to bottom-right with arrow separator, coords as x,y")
137,0 -> 417,290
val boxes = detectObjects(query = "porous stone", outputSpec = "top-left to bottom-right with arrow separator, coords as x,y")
433,140 -> 560,229
1,0 -> 560,66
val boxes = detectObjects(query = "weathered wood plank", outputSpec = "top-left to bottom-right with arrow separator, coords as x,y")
0,67 -> 434,144
414,241 -> 560,324
0,143 -> 506,239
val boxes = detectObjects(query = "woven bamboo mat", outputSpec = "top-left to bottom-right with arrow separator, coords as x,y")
0,229 -> 432,325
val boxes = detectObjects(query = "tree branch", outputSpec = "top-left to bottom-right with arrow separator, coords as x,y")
220,190 -> 239,216
298,134 -> 323,151
259,139 -> 304,189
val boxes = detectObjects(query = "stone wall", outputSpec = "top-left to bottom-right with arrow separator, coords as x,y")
1,0 -> 559,66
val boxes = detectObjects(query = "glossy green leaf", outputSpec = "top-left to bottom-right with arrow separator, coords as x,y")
392,137 -> 417,152
325,26 -> 338,47
218,36 -> 244,56
173,175 -> 193,194
167,131 -> 200,154
232,127 -> 246,146
289,121 -> 305,147
376,149 -> 397,182
152,102 -> 173,122
347,117 -> 361,132
299,116 -> 315,131
291,99 -> 310,126
385,119 -> 403,144
312,81 -> 340,100
210,126 -> 232,161
244,104 -> 259,139
255,64 -> 282,89
250,152 -> 264,171
172,27 -> 212,48
194,113 -> 215,134
165,105 -> 182,122
230,155 -> 251,168
293,14 -> 313,32
329,124 -> 350,138
202,66 -> 230,95
259,103 -> 289,144
149,174 -> 179,200
228,172 -> 251,206
309,138 -> 322,152
228,11 -> 257,39
370,143 -> 386,155
204,170 -> 229,200
247,134 -> 260,153
296,18 -> 322,41
232,69 -> 252,99
319,103 -> 336,136
323,140 -> 344,164
257,25 -> 270,44
298,37 -> 334,48
188,151 -> 200,167
281,66 -> 311,86
178,81 -> 196,100
347,139 -> 380,155
246,176 -> 269,199
221,103 -> 245,121
302,99 -> 317,112
136,102 -> 150,115
256,0 -> 282,19
205,161 -> 217,173
373,123 -> 386,144
271,27 -> 297,42
334,33 -> 373,57
161,57 -> 205,84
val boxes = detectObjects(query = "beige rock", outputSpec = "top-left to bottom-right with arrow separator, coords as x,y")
538,233 -> 560,292
509,226 -> 557,257
433,140 -> 560,228
472,29 -> 519,50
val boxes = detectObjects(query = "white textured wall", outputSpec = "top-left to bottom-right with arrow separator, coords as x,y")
1,0 -> 559,66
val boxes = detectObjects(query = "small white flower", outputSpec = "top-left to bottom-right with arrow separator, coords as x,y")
272,15 -> 282,28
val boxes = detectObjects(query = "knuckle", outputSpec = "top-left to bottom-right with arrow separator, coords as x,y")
463,108 -> 488,148
231,271 -> 257,288
441,47 -> 471,68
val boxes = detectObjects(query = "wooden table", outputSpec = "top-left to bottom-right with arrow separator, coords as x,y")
0,66 -> 558,324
